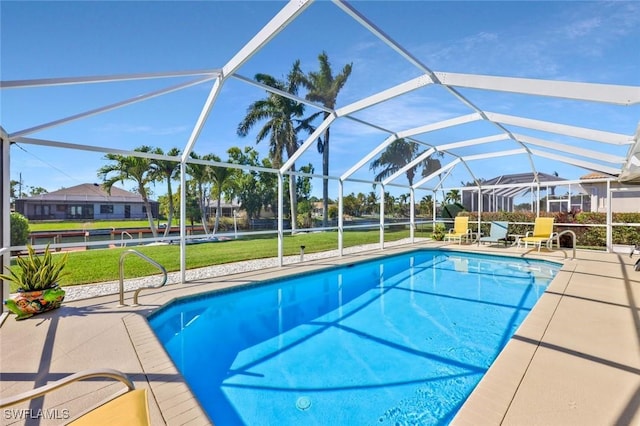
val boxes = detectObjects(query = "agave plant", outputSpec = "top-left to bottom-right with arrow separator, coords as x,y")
0,244 -> 68,291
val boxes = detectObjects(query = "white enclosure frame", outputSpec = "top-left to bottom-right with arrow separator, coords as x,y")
1,0 -> 640,313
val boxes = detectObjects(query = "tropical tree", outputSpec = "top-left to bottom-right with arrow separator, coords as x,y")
185,151 -> 213,234
300,51 -> 353,227
209,155 -> 235,234
356,192 -> 366,217
383,192 -> 396,217
28,186 -> 48,196
296,163 -> 315,228
419,194 -> 434,216
237,61 -> 315,232
98,146 -> 159,237
151,147 -> 180,237
366,191 -> 379,215
398,193 -> 410,216
230,147 -> 278,220
370,138 -> 421,186
444,189 -> 461,204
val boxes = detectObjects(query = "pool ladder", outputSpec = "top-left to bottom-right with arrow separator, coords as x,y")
555,230 -> 576,260
117,249 -> 168,307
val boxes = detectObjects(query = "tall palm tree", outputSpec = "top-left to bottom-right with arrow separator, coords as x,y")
98,145 -> 159,237
237,61 -> 314,232
209,154 -> 235,234
370,138 -> 421,185
300,51 -> 353,227
366,191 -> 379,215
420,194 -> 434,216
445,189 -> 461,204
185,151 -> 214,234
151,147 -> 180,238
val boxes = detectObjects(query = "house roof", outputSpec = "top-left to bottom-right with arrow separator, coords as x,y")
580,172 -> 613,180
482,172 -> 566,187
19,183 -> 150,203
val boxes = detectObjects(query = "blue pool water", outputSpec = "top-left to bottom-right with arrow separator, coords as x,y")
148,250 -> 560,425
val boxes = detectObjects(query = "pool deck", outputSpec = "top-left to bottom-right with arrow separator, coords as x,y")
1,241 -> 639,425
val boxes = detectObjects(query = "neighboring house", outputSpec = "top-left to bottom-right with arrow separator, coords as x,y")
579,172 -> 640,213
206,199 -> 242,218
460,172 -> 589,213
461,173 -> 562,212
311,201 -> 336,218
14,183 -> 159,220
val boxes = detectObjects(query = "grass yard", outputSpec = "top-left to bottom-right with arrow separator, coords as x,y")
6,228 -> 432,292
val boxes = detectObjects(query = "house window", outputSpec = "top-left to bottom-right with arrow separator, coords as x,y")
34,205 -> 50,217
142,206 -> 147,213
67,204 -> 94,219
100,204 -> 114,214
56,204 -> 66,212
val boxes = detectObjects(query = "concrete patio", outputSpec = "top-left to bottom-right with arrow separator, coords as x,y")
1,241 -> 639,425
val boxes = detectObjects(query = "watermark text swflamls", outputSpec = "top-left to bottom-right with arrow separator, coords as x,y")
3,408 -> 70,420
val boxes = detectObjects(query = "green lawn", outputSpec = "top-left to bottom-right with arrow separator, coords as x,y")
7,229 -> 432,292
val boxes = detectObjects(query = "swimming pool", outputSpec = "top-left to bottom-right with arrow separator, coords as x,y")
149,249 -> 560,425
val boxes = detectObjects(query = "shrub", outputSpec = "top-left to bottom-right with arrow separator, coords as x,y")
10,212 -> 30,246
432,223 -> 446,241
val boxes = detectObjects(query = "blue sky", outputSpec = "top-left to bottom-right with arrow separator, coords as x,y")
1,0 -> 639,202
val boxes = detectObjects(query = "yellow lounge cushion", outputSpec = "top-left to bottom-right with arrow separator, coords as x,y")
520,236 -> 548,243
69,389 -> 150,426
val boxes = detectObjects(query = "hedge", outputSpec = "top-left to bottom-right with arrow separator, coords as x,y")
461,211 -> 640,248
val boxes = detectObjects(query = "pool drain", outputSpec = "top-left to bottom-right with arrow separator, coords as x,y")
296,396 -> 311,411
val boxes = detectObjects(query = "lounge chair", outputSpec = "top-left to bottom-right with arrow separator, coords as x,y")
0,368 -> 150,425
478,221 -> 509,246
520,217 -> 557,252
444,216 -> 471,244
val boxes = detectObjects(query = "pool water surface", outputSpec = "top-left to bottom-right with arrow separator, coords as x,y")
149,249 -> 560,425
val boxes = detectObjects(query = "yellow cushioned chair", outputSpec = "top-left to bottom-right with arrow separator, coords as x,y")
0,369 -> 150,426
520,217 -> 556,252
444,216 -> 471,245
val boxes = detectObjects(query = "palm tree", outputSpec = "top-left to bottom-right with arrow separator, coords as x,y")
370,138 -> 421,186
209,155 -> 235,234
237,61 -> 314,232
98,145 -> 159,237
186,151 -> 213,234
300,51 -> 353,227
398,193 -> 410,216
151,147 -> 180,238
420,194 -> 434,216
444,189 -> 461,204
366,191 -> 379,215
384,192 -> 396,217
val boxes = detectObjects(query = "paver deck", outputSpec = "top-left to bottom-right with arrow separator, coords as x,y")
1,241 -> 639,425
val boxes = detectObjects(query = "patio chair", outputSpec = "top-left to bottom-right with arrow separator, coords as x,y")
444,216 -> 471,244
520,217 -> 557,252
478,221 -> 509,246
0,368 -> 150,425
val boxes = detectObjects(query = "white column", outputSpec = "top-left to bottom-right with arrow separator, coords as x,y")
379,185 -> 385,249
278,173 -> 284,266
338,179 -> 344,256
477,188 -> 482,244
1,133 -> 10,312
410,188 -> 415,242
606,180 -> 612,252
179,162 -> 187,283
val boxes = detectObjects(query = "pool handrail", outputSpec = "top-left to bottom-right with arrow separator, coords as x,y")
117,249 -> 167,307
